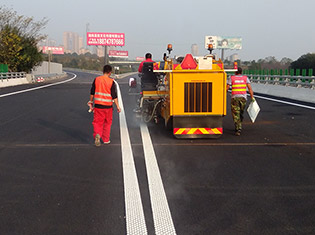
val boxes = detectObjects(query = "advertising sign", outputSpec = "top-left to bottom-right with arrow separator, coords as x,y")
136,57 -> 145,61
205,36 -> 242,50
109,50 -> 128,58
87,32 -> 125,46
42,46 -> 64,54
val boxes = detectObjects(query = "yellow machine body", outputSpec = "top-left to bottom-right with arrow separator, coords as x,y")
159,55 -> 227,138
168,70 -> 226,116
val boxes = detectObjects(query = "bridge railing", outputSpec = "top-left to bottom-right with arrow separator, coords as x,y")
0,72 -> 26,81
247,74 -> 315,89
227,73 -> 315,89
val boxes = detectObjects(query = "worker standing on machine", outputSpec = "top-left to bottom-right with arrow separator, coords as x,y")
138,53 -> 158,72
157,53 -> 167,70
227,67 -> 254,136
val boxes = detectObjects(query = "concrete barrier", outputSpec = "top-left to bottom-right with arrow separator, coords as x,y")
0,61 -> 65,88
32,61 -> 62,75
0,76 -> 29,87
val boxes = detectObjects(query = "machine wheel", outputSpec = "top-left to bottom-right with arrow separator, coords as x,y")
141,99 -> 154,123
166,117 -> 173,130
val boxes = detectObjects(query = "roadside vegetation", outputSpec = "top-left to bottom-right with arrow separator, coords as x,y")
229,54 -> 315,76
0,6 -> 48,72
290,53 -> 315,75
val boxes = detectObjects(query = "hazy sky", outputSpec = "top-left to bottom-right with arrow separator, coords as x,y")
1,0 -> 315,61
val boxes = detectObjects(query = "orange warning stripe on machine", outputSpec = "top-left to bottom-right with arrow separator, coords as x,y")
174,128 -> 223,135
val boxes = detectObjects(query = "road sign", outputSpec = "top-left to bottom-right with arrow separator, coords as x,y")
109,50 -> 128,58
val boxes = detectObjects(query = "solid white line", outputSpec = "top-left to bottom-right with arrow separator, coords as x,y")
115,81 -> 148,235
253,94 -> 315,110
140,123 -> 176,235
0,72 -> 77,98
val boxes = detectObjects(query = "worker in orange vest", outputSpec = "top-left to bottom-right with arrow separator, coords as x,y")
88,65 -> 121,146
227,67 -> 254,136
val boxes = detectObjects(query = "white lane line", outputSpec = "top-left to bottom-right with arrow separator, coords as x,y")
115,81 -> 148,235
253,94 -> 315,110
0,72 -> 77,98
140,123 -> 177,235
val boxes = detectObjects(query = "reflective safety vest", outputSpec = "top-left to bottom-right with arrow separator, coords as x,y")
231,75 -> 247,95
94,75 -> 113,106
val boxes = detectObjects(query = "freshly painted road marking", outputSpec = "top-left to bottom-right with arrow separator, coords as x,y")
0,72 -> 77,98
226,91 -> 315,110
140,123 -> 176,235
251,94 -> 315,110
116,81 -> 148,235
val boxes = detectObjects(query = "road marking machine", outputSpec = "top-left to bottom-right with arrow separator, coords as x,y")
130,44 -> 233,138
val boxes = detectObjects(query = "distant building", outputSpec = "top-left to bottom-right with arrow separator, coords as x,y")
191,44 -> 198,56
38,38 -> 57,47
97,46 -> 105,57
63,31 -> 82,54
228,53 -> 239,62
97,46 -> 116,58
79,48 -> 91,55
91,46 -> 98,55
79,37 -> 84,52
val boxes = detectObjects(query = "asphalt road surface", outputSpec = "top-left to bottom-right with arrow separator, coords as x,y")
1,71 -> 315,235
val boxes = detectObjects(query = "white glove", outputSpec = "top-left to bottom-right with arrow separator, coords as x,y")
87,101 -> 94,113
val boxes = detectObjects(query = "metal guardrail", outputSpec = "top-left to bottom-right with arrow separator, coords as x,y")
229,74 -> 315,89
0,72 -> 26,81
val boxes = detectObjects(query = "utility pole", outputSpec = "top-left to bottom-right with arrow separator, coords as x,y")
104,46 -> 109,65
86,23 -> 90,50
48,50 -> 52,74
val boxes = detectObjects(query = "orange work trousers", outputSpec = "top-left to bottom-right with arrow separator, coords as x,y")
92,107 -> 113,142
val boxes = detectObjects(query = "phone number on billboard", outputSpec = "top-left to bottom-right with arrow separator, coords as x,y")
88,38 -> 124,46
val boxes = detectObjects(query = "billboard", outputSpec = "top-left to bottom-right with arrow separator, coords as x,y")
87,32 -> 125,46
42,46 -> 64,54
109,50 -> 128,58
136,57 -> 145,61
205,36 -> 242,50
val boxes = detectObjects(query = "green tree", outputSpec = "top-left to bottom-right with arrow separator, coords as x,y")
248,60 -> 261,70
0,6 -> 48,72
0,25 -> 23,71
18,36 -> 43,72
290,53 -> 315,75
